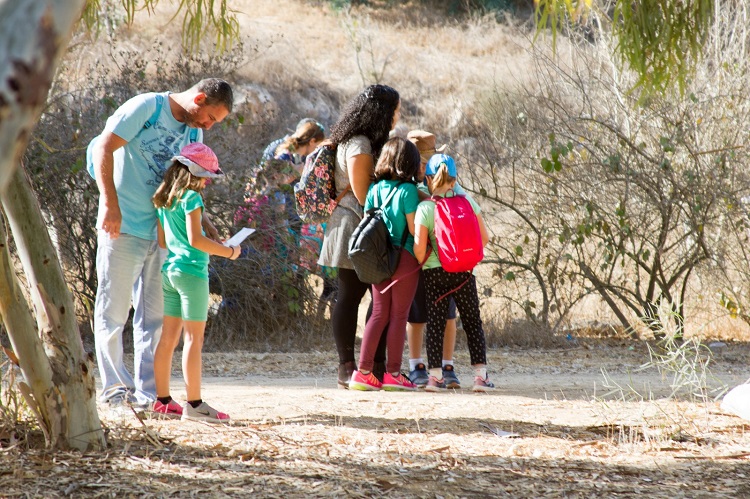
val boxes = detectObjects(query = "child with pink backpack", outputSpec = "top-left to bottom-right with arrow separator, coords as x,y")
413,154 -> 494,392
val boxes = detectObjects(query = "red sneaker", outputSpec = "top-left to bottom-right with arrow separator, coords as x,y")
349,370 -> 383,391
151,399 -> 183,420
382,372 -> 417,391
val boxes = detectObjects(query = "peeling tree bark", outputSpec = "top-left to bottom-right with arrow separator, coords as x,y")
1,166 -> 104,450
0,214 -> 59,444
0,0 -> 104,450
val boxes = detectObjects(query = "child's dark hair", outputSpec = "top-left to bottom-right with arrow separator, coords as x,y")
373,137 -> 419,183
153,162 -> 205,209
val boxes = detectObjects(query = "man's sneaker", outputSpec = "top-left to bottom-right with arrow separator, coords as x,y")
472,376 -> 496,392
409,363 -> 429,388
442,365 -> 461,389
382,372 -> 417,391
150,399 -> 183,420
181,402 -> 230,423
349,370 -> 383,391
425,375 -> 447,392
128,397 -> 151,414
102,393 -> 131,419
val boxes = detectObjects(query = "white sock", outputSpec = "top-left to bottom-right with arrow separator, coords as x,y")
429,367 -> 443,380
474,366 -> 487,379
442,359 -> 453,369
409,358 -> 424,371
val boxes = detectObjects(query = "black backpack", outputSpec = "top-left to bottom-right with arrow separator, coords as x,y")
348,182 -> 407,285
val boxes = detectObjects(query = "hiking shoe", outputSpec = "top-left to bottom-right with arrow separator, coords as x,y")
101,393 -> 131,419
150,399 -> 183,420
338,361 -> 355,390
382,372 -> 417,391
425,375 -> 447,392
349,370 -> 383,391
472,376 -> 496,393
409,363 -> 429,388
442,365 -> 461,389
181,402 -> 230,423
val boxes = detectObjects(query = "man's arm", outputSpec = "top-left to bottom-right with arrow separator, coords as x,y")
94,131 -> 128,239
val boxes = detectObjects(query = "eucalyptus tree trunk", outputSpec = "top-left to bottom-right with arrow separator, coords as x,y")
0,0 -> 103,450
1,167 -> 104,450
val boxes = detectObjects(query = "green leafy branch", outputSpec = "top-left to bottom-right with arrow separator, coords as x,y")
82,0 -> 240,52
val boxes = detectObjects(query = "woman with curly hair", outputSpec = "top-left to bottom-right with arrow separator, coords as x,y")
318,84 -> 402,388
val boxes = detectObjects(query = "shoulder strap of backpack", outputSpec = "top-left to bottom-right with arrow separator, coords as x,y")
375,181 -> 404,209
189,128 -> 199,143
144,93 -> 199,143
143,93 -> 163,130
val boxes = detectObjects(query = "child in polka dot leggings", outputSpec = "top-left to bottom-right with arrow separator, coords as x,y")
413,154 -> 495,392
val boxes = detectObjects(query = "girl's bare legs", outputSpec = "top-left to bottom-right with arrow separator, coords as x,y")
407,319 -> 458,362
154,315 -> 184,398
406,322 -> 424,360
442,319 -> 457,361
182,320 -> 206,402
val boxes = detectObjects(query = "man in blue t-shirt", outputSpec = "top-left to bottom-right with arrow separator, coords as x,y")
91,78 -> 233,410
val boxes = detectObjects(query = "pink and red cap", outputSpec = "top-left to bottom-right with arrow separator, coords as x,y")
171,142 -> 224,178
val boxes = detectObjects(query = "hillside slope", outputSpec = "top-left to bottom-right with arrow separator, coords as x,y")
134,0 -> 535,137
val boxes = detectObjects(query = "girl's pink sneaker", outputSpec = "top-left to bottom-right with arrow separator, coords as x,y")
382,372 -> 417,391
151,399 -> 183,420
350,370 -> 383,391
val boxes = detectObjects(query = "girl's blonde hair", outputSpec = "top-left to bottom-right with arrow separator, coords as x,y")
430,163 -> 456,191
153,162 -> 205,209
275,121 -> 325,156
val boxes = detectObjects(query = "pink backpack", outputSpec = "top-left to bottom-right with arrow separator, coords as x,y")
431,192 -> 484,272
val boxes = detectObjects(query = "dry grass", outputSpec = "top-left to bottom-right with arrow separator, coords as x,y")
6,5 -> 750,498
4,345 -> 750,497
45,0 -> 750,352
136,0 -> 537,134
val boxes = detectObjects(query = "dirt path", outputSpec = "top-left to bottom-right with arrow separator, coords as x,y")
6,342 -> 750,497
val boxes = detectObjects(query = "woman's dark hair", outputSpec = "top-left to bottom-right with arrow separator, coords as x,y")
373,137 -> 419,183
329,84 -> 400,158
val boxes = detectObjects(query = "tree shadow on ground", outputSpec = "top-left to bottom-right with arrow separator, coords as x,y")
6,414 -> 750,498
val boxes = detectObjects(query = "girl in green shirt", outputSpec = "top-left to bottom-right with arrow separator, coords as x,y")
152,143 -> 240,423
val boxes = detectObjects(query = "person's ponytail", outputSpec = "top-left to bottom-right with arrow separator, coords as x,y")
432,163 -> 455,191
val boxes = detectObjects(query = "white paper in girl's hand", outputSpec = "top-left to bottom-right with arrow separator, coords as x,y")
223,227 -> 255,247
